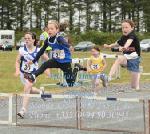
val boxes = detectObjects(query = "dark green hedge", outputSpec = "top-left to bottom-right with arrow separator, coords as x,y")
71,31 -> 150,45
15,30 -> 150,45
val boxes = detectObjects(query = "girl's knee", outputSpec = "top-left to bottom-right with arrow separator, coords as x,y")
115,58 -> 122,64
117,56 -> 126,64
26,81 -> 33,87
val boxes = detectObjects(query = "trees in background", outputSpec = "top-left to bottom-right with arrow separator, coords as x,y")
0,0 -> 150,32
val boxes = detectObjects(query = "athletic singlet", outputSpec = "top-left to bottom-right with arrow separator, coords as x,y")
19,45 -> 40,73
89,55 -> 104,74
47,34 -> 72,63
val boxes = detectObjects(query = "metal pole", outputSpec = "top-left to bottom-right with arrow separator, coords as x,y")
15,94 -> 18,126
8,95 -> 13,124
148,100 -> 150,134
142,100 -> 146,134
76,97 -> 79,129
79,97 -> 82,130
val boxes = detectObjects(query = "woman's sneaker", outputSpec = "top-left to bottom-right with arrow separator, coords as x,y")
132,88 -> 140,92
24,73 -> 36,83
17,108 -> 26,119
40,87 -> 46,101
74,63 -> 87,71
108,76 -> 112,82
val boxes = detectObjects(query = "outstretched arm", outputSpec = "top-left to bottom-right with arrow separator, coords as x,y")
32,39 -> 49,63
124,39 -> 133,49
119,39 -> 134,52
104,42 -> 119,48
41,53 -> 49,61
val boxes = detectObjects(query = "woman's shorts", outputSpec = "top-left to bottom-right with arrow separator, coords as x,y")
20,72 -> 36,85
91,73 -> 106,80
127,57 -> 140,72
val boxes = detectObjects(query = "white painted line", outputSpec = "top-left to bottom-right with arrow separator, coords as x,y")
83,96 -> 141,102
142,73 -> 150,76
0,93 -> 13,97
18,94 -> 76,99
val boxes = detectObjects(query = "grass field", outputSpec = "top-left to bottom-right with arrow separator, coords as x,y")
0,50 -> 149,93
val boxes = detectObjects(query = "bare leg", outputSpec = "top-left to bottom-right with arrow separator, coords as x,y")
94,79 -> 100,94
44,69 -> 51,78
109,55 -> 127,78
131,72 -> 140,89
22,81 -> 33,112
41,56 -> 51,77
91,79 -> 95,92
30,87 -> 40,94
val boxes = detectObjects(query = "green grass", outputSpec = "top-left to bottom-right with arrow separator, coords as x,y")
0,50 -> 149,93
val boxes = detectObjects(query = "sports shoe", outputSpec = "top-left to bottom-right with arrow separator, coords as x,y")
17,108 -> 26,119
74,63 -> 87,71
56,82 -> 67,87
40,87 -> 46,101
24,73 -> 36,83
108,76 -> 112,82
132,88 -> 140,92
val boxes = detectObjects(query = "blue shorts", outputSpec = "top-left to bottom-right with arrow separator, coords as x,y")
91,73 -> 106,80
127,57 -> 140,72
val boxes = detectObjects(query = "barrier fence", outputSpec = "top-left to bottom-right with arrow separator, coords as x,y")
140,66 -> 150,76
0,93 -> 13,125
78,96 -> 146,133
16,94 -> 78,129
0,93 -> 150,134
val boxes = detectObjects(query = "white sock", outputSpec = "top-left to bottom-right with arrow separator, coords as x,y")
108,76 -> 112,82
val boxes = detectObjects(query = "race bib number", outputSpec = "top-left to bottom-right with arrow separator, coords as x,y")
24,64 -> 31,71
91,64 -> 100,70
53,50 -> 65,59
21,62 -> 37,73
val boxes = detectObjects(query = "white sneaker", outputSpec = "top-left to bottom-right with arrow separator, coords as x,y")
40,87 -> 46,101
40,87 -> 45,94
108,76 -> 112,82
132,88 -> 140,92
17,108 -> 25,118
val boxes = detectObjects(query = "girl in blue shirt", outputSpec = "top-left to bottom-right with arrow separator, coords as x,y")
25,20 -> 85,87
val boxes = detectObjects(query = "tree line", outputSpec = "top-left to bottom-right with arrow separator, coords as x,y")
0,0 -> 150,32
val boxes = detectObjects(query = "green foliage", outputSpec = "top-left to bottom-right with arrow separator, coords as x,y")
15,29 -> 150,46
1,0 -> 150,32
71,31 -> 150,45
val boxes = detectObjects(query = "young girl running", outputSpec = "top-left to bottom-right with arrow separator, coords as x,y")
24,20 -> 83,87
15,32 -> 49,118
87,46 -> 107,95
104,19 -> 141,90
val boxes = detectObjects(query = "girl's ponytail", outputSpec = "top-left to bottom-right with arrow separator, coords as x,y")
31,32 -> 37,46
